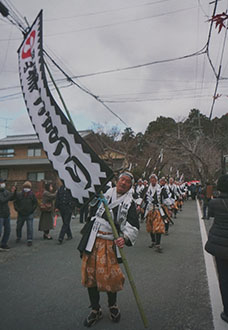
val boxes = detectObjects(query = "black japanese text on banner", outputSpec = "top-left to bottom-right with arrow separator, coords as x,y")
17,10 -> 113,206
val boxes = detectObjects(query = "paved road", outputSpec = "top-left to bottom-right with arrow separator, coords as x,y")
0,200 -> 218,330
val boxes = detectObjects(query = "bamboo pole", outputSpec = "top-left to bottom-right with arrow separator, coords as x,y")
43,55 -> 148,327
100,192 -> 148,328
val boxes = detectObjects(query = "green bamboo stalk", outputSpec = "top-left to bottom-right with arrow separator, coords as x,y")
100,193 -> 148,328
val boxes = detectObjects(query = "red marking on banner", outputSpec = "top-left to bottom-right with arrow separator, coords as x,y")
22,30 -> 36,59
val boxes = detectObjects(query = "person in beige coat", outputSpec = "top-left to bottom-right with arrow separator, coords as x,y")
38,182 -> 56,240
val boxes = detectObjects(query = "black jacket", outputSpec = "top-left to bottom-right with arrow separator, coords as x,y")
14,191 -> 38,216
205,193 -> 228,260
0,188 -> 16,218
55,186 -> 75,211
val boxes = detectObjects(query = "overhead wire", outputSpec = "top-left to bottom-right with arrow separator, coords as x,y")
209,8 -> 228,119
1,0 -> 226,125
0,2 -> 128,127
1,0 -> 27,34
0,4 -> 197,42
43,50 -> 128,126
0,23 -> 12,74
197,0 -> 209,18
45,6 -> 197,38
73,47 -> 207,79
101,94 -> 213,103
205,0 -> 219,78
3,0 -> 28,30
44,0 -> 172,22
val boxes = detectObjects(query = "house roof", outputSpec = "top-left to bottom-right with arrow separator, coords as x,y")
0,131 -> 93,146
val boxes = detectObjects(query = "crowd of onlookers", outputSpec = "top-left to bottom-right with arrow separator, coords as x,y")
0,171 -> 228,324
0,177 -> 77,250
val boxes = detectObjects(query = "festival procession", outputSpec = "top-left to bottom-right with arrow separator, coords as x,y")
0,1 -> 228,330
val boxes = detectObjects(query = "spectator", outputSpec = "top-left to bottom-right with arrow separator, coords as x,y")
14,181 -> 38,246
38,182 -> 56,240
190,183 -> 197,200
55,183 -> 75,244
79,203 -> 89,224
205,174 -> 228,324
201,182 -> 213,219
0,178 -> 16,250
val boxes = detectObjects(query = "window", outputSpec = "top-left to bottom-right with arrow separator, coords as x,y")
0,169 -> 8,180
27,172 -> 44,181
0,148 -> 14,157
28,148 -> 41,157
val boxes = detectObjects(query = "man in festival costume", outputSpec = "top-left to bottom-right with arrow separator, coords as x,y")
78,172 -> 139,327
143,174 -> 164,252
168,177 -> 180,219
135,178 -> 144,197
175,181 -> 185,212
159,177 -> 174,235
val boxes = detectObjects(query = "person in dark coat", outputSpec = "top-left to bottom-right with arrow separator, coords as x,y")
205,174 -> 228,324
38,182 -> 56,240
14,181 -> 38,246
55,183 -> 75,244
201,182 -> 213,219
0,178 -> 16,250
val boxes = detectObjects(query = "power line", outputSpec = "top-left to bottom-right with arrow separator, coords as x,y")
73,48 -> 207,79
209,8 -> 228,119
43,50 -> 128,126
0,2 -> 128,126
0,4 -> 197,42
44,0 -> 172,22
205,0 -> 219,77
100,94 -> 213,104
44,6 -> 197,38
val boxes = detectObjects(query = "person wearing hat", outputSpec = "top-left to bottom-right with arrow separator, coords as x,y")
78,172 -> 139,327
14,181 -> 38,247
144,174 -> 165,252
135,178 -> 144,197
0,178 -> 17,250
205,174 -> 228,324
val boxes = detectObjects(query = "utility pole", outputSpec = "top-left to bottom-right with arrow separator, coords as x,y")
0,117 -> 12,137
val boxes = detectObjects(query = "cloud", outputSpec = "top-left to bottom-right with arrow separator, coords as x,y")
0,0 -> 228,138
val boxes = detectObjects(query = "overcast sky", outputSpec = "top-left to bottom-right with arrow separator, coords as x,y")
1,0 -> 228,139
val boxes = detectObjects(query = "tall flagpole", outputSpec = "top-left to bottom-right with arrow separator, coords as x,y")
14,10 -> 147,324
100,193 -> 148,328
45,58 -> 148,327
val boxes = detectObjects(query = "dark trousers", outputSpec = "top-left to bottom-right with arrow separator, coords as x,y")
165,221 -> 169,233
88,287 -> 117,310
16,214 -> 33,241
0,216 -> 10,247
80,205 -> 89,223
58,208 -> 73,240
215,257 -> 228,315
150,232 -> 161,246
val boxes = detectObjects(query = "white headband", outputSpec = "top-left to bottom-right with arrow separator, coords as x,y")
119,172 -> 135,185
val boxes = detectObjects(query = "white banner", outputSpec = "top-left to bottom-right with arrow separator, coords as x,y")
17,11 -> 113,206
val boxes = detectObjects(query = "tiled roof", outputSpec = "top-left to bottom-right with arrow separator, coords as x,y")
0,131 -> 93,146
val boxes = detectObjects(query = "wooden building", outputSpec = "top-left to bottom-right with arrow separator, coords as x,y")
0,132 -> 127,218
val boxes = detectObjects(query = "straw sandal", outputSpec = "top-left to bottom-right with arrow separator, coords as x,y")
109,305 -> 121,323
83,308 -> 103,327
